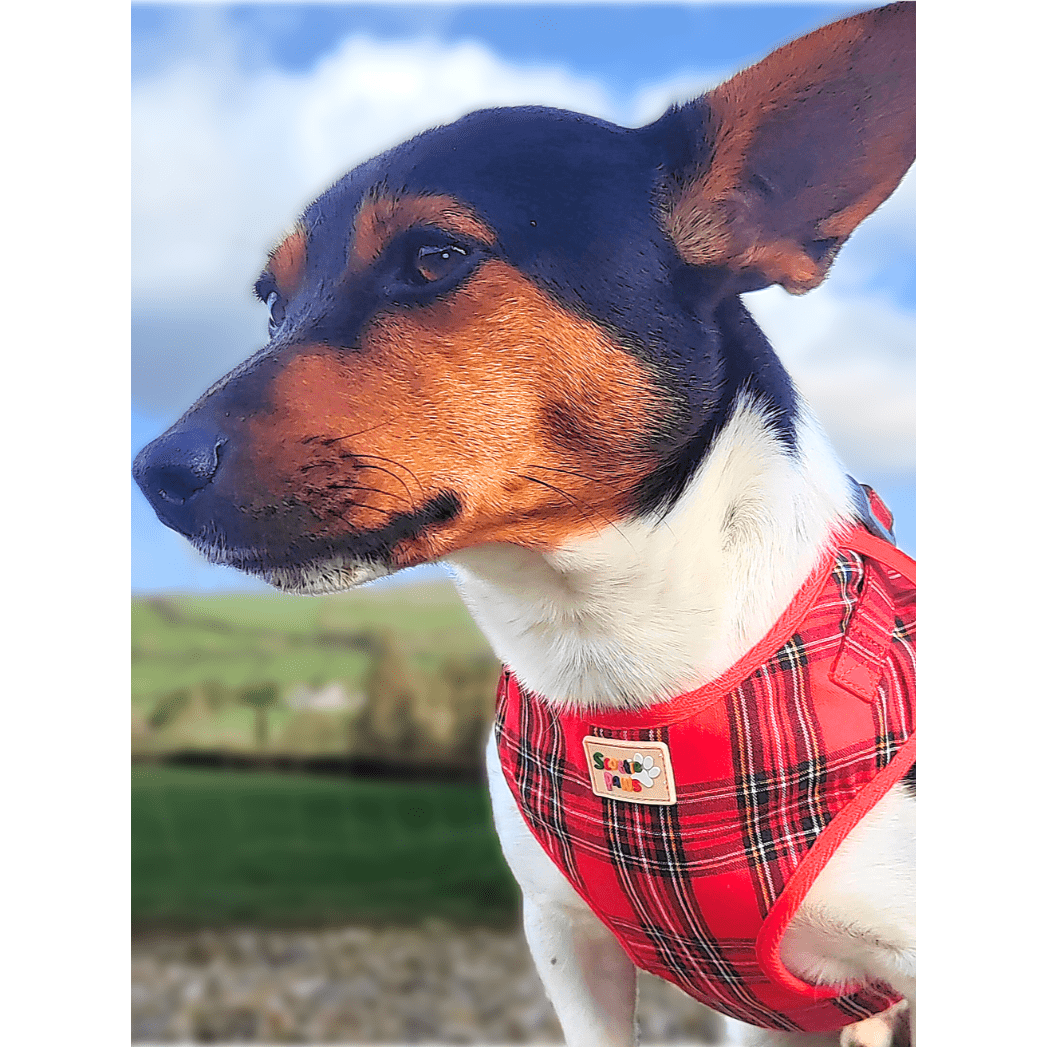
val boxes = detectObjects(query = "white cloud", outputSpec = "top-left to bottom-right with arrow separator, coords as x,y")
625,66 -> 733,126
133,20 -> 614,307
744,285 -> 914,475
826,166 -> 915,298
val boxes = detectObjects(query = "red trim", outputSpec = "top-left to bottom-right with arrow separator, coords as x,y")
755,735 -> 916,998
845,529 -> 915,583
583,524 -> 899,731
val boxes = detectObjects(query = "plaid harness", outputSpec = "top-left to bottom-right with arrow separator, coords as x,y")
495,494 -> 915,1033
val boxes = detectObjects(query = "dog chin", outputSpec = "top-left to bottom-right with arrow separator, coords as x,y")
192,538 -> 393,595
263,557 -> 393,595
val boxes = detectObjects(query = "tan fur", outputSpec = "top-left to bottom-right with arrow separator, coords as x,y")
249,259 -> 664,564
350,190 -> 496,272
661,4 -> 915,293
267,222 -> 307,296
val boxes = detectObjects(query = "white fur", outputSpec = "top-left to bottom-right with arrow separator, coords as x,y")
448,397 -> 854,708
450,397 -> 915,1046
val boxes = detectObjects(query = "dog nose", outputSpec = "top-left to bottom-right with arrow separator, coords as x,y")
133,425 -> 225,527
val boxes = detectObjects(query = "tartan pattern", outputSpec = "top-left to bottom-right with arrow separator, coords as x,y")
727,548 -> 915,921
497,671 -> 580,884
495,524 -> 914,1034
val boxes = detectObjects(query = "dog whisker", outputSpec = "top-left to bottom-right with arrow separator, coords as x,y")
348,454 -> 422,499
523,464 -> 655,546
324,482 -> 411,507
523,462 -> 620,488
515,472 -> 632,547
319,417 -> 398,446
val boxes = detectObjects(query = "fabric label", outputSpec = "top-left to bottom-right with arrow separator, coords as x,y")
581,736 -> 677,805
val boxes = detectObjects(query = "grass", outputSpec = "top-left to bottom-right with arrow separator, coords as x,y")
132,764 -> 520,926
132,578 -> 491,709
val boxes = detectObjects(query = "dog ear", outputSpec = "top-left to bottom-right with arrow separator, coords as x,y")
661,2 -> 915,294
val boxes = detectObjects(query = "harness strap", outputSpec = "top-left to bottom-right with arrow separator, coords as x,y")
848,475 -> 897,545
830,552 -> 899,703
829,503 -> 915,702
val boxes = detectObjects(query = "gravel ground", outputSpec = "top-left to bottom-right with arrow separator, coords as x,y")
132,922 -> 727,1044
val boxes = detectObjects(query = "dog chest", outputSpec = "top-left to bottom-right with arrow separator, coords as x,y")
494,527 -> 915,1033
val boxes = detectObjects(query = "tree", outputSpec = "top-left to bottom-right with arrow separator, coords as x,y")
238,682 -> 280,750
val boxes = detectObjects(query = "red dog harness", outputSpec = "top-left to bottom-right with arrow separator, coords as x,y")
495,498 -> 915,1033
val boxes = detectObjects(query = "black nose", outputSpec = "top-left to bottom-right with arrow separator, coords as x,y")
133,425 -> 225,530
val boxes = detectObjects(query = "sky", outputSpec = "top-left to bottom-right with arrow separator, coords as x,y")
131,2 -> 915,592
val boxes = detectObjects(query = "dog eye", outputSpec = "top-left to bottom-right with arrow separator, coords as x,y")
266,290 -> 286,335
414,243 -> 468,283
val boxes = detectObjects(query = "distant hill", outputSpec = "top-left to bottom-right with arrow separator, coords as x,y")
132,580 -> 500,769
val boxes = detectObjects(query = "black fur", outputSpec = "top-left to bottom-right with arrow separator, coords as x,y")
295,104 -> 800,515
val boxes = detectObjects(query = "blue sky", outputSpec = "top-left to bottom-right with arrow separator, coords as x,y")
131,3 -> 914,592
133,5 -> 864,94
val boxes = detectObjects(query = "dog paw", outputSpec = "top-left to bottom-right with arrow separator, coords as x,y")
840,1001 -> 909,1047
632,753 -> 661,788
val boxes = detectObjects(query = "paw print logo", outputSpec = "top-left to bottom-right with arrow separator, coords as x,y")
633,753 -> 661,789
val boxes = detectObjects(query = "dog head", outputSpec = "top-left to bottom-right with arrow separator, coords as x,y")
133,3 -> 914,594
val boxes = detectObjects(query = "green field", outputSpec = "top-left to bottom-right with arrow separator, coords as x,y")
132,581 -> 515,926
132,579 -> 500,761
132,578 -> 491,707
132,765 -> 520,926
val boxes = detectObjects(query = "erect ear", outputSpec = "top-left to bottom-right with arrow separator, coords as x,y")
661,2 -> 915,294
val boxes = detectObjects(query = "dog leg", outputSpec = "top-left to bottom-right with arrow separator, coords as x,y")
521,894 -> 638,1047
841,1001 -> 910,1047
487,733 -> 638,1047
780,785 -> 915,1047
722,786 -> 914,1047
723,1009 -> 908,1047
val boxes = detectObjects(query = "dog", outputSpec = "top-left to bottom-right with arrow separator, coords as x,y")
133,4 -> 915,1044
